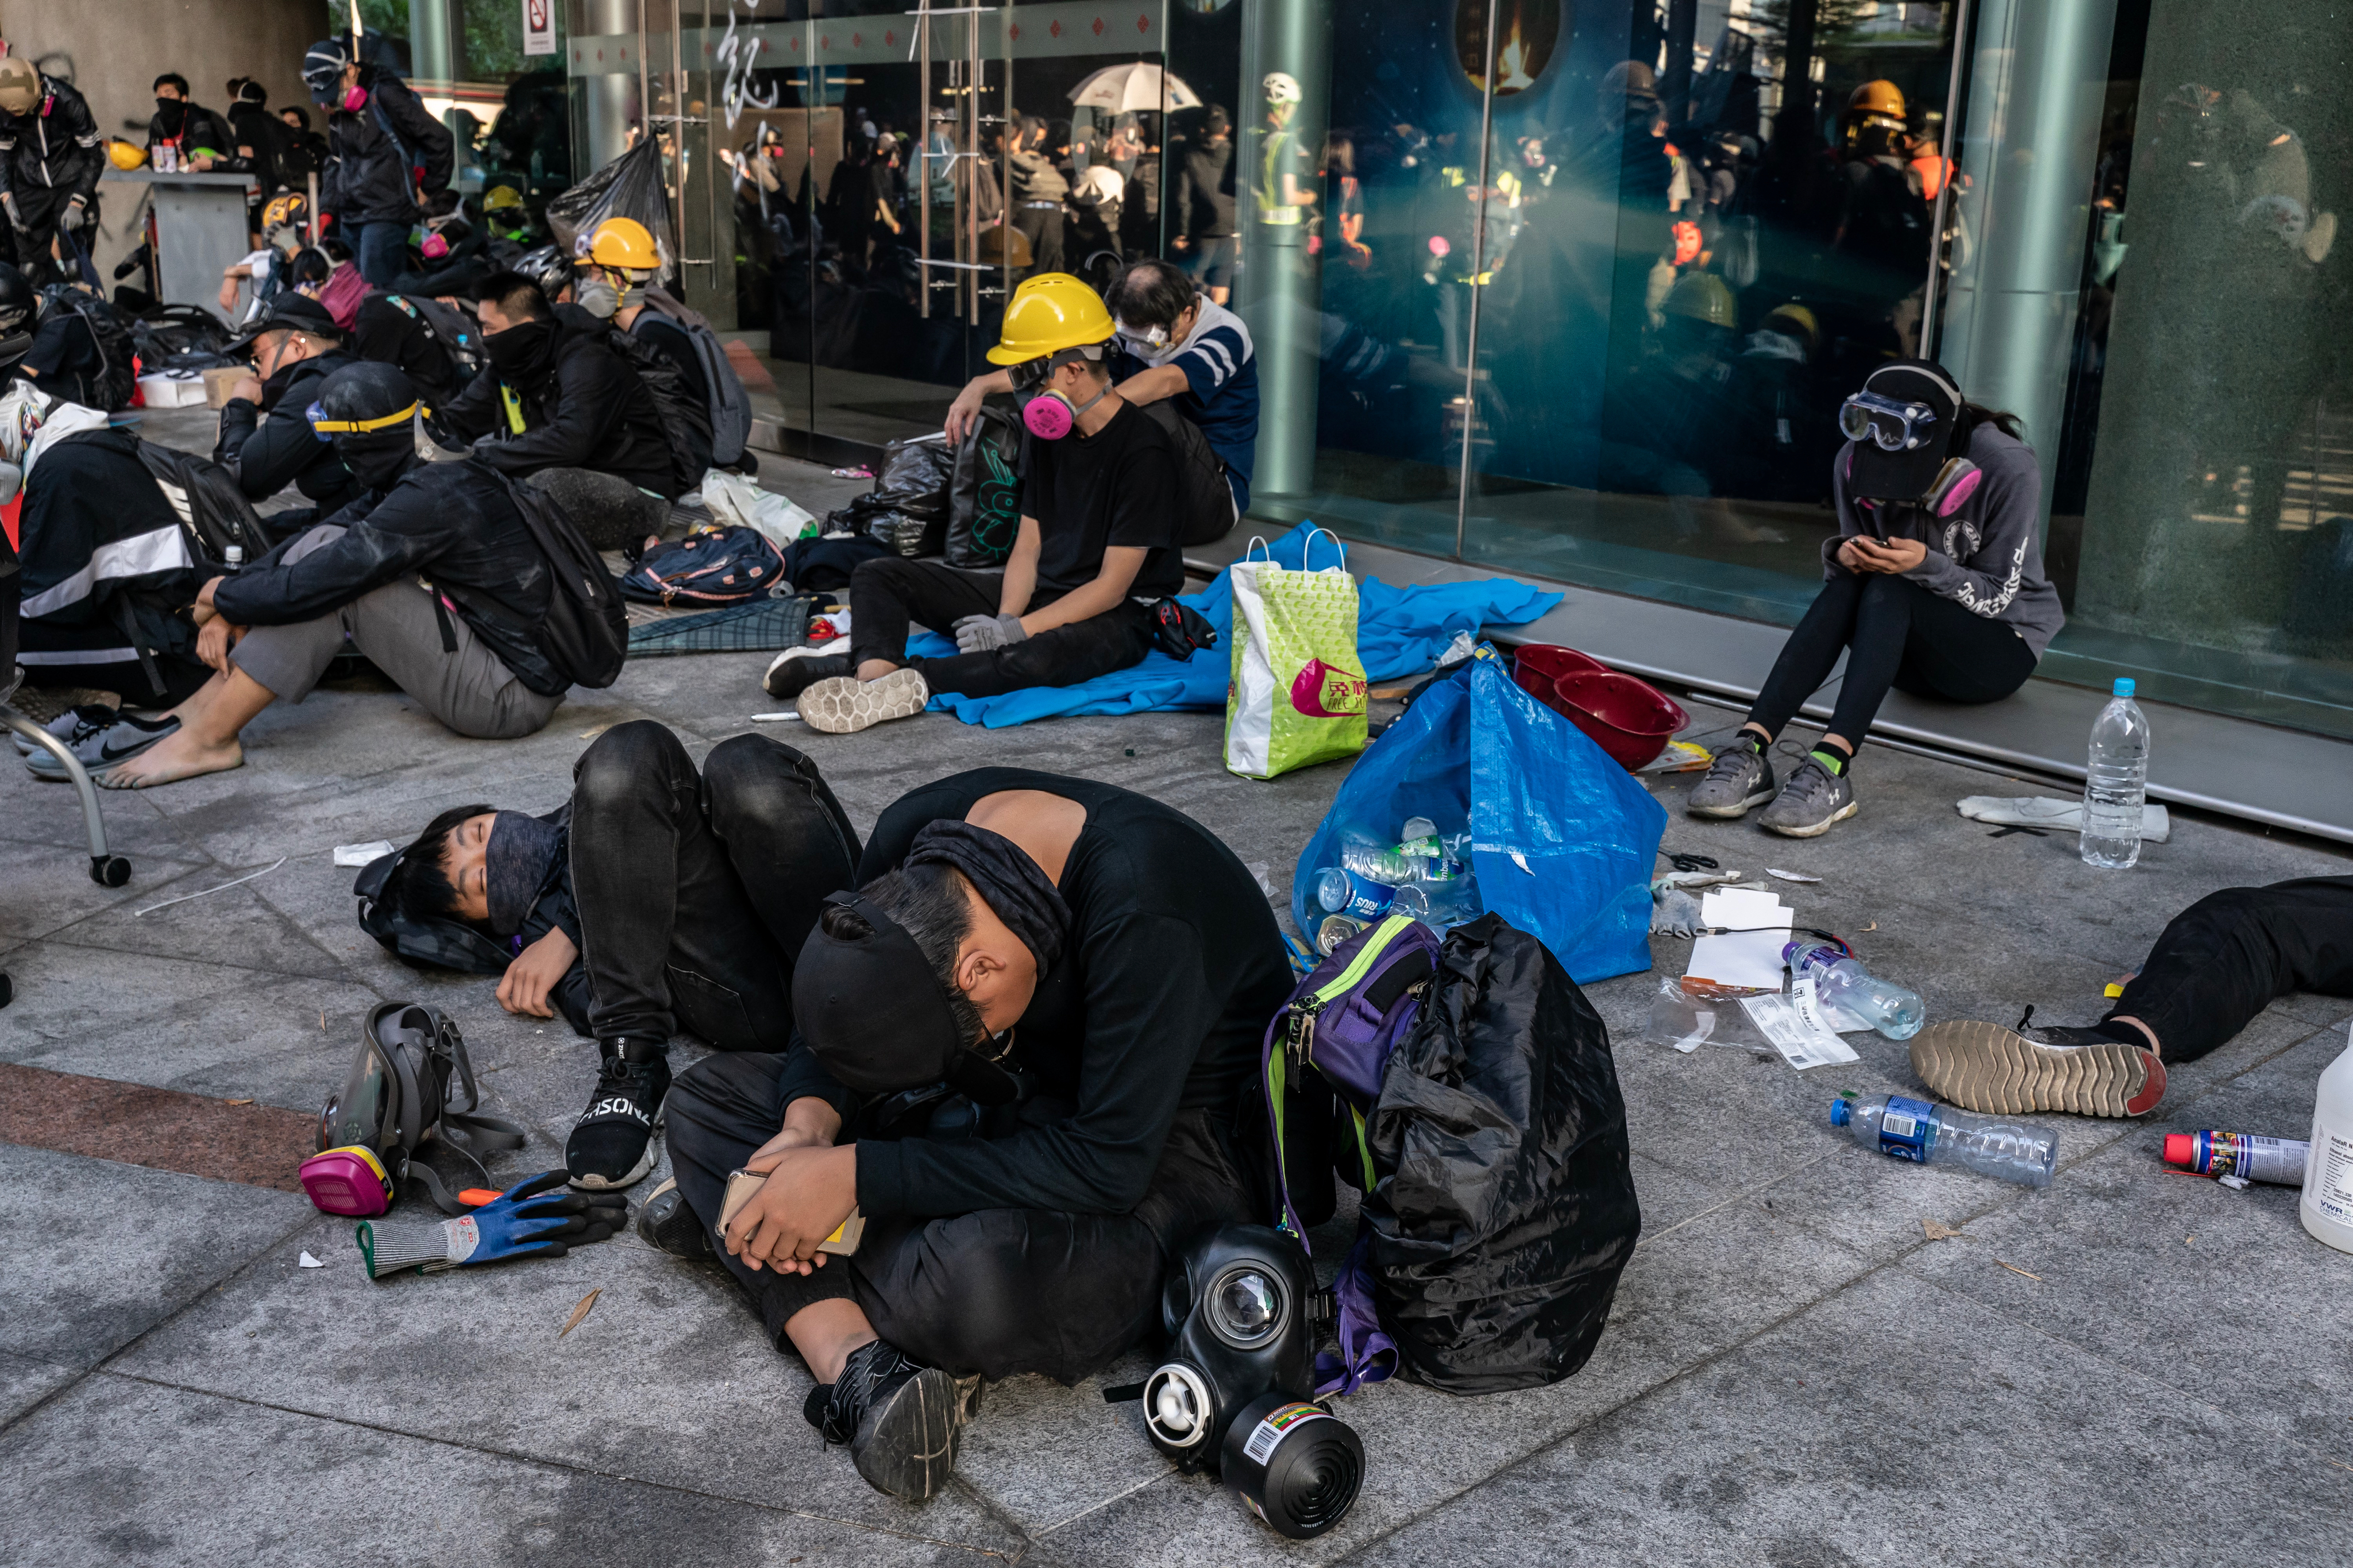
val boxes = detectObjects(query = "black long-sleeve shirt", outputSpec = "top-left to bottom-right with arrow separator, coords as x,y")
778,768 -> 1295,1220
432,314 -> 678,498
213,348 -> 364,509
0,76 -> 103,206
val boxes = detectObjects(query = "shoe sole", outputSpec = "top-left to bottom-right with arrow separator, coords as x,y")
1910,1020 -> 2167,1118
634,1176 -> 716,1259
1685,786 -> 1776,819
1762,798 -> 1860,838
853,1365 -> 969,1502
798,670 -> 928,735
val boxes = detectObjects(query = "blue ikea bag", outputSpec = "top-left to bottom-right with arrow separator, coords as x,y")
1290,647 -> 1665,983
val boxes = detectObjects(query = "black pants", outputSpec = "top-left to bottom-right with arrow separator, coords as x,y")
568,721 -> 861,1049
665,1051 -> 1258,1383
1748,571 -> 2037,746
7,185 -> 81,287
846,557 -> 1156,700
1013,203 -> 1065,277
2109,876 -> 2353,1062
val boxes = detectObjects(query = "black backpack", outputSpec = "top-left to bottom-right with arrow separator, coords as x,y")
136,441 -> 271,566
947,406 -> 1024,569
604,325 -> 711,493
1135,400 -> 1237,546
638,287 -> 753,466
40,286 -> 136,412
383,293 -> 484,383
502,472 -> 629,688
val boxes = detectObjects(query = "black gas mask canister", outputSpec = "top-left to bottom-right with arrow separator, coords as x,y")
1130,1223 -> 1365,1539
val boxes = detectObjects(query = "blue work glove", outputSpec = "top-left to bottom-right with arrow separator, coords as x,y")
952,612 -> 1028,654
357,1171 -> 628,1279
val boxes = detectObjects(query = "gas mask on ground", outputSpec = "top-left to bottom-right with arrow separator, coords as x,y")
1128,1223 -> 1365,1539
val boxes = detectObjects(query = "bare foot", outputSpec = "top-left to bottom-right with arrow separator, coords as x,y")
97,729 -> 245,789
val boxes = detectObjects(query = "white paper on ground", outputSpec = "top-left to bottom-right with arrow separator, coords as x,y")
333,841 -> 396,867
1954,795 -> 2171,843
1685,887 -> 1791,990
1766,867 -> 1822,883
298,1251 -> 324,1269
1739,991 -> 1860,1069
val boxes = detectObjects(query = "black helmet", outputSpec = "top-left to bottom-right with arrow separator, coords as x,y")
313,361 -> 425,490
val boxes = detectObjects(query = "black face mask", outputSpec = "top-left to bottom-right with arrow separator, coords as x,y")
484,811 -> 561,937
154,100 -> 188,137
333,428 -> 416,491
483,319 -> 553,376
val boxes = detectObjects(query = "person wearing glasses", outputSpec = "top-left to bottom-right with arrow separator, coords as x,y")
1686,360 -> 2063,837
98,362 -> 569,789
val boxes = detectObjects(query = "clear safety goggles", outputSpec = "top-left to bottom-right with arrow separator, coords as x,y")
1114,318 -> 1171,353
1839,391 -> 1938,451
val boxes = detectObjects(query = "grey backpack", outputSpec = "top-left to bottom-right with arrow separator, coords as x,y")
639,286 -> 753,467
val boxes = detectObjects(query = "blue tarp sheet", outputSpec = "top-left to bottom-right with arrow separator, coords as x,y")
906,524 -> 1564,729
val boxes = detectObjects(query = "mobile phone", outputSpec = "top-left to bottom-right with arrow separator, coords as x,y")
719,1168 -> 865,1255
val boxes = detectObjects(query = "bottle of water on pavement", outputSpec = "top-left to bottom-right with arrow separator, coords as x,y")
2081,678 -> 2151,870
1783,941 -> 1925,1040
1831,1094 -> 2056,1187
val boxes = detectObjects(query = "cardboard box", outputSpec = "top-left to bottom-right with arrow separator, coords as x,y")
203,365 -> 250,408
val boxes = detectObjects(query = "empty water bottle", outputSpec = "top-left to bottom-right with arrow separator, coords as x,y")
1338,836 -> 1424,885
1783,941 -> 1925,1040
2081,677 -> 2151,871
1831,1094 -> 2055,1187
1392,872 -> 1481,928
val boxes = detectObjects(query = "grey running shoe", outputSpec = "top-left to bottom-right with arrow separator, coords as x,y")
1685,739 -> 1776,818
798,667 -> 929,734
13,702 -> 115,758
1911,1018 -> 2167,1118
1758,756 -> 1858,837
25,713 -> 181,781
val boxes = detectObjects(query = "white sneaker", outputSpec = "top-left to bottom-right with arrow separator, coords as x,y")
798,667 -> 930,733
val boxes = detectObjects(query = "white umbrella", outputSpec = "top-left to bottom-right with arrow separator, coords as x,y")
1067,63 -> 1202,114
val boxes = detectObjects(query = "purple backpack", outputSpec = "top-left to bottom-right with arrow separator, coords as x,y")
1261,912 -> 1441,1397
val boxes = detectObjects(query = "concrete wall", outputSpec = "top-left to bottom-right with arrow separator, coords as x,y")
0,0 -> 325,278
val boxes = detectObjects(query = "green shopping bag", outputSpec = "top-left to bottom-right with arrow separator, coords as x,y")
1224,530 -> 1368,779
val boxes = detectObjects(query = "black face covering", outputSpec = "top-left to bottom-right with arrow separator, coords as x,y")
485,811 -> 561,937
333,428 -> 416,491
904,820 -> 1071,978
154,100 -> 188,137
793,891 -> 972,1095
483,319 -> 554,376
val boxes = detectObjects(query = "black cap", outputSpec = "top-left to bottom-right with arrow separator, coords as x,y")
1844,359 -> 1964,501
226,291 -> 341,354
791,893 -> 970,1095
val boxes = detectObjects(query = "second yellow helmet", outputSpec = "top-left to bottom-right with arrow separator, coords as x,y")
582,215 -> 660,271
985,273 -> 1116,366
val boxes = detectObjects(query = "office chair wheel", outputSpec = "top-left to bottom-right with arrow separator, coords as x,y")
91,855 -> 130,887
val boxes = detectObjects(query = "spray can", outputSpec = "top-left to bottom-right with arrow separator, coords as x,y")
2162,1131 -> 2307,1187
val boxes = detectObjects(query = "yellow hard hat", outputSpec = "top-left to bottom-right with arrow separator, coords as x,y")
1662,270 -> 1737,331
262,192 -> 307,229
1762,301 -> 1819,346
583,216 -> 659,269
1848,80 -> 1905,120
108,139 -> 148,171
484,184 -> 526,212
985,272 -> 1115,365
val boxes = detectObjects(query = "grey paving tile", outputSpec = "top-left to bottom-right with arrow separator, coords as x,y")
1329,1269 -> 2353,1568
35,863 -> 352,982
0,1349 -> 80,1426
107,1215 -> 1025,1546
0,1376 -> 1013,1567
0,836 -> 202,945
0,1145 -> 311,1368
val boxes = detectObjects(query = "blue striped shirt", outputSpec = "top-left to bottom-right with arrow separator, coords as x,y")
1113,299 -> 1259,513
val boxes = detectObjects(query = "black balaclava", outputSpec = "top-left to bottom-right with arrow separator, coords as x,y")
483,318 -> 555,376
153,100 -> 188,137
793,891 -> 971,1095
904,821 -> 1070,978
484,812 -> 561,936
314,360 -> 425,492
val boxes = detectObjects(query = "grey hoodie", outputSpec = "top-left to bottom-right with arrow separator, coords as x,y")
1823,420 -> 2065,658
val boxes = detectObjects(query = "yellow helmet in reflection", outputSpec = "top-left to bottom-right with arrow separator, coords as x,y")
1662,271 -> 1737,331
1848,80 -> 1906,120
985,273 -> 1115,365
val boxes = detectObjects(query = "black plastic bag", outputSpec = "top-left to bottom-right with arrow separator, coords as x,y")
1365,914 -> 1641,1393
1135,401 -> 1239,546
848,435 -> 954,557
546,139 -> 674,275
947,406 -> 1024,568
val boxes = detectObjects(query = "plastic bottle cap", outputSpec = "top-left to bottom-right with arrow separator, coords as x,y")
2112,678 -> 2135,697
1830,1099 -> 1851,1127
2161,1133 -> 2193,1168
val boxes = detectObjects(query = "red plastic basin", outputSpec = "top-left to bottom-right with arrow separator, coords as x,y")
1550,670 -> 1690,772
1512,644 -> 1608,702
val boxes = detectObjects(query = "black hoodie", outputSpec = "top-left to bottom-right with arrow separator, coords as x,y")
320,68 -> 453,229
213,346 -> 365,511
431,311 -> 679,498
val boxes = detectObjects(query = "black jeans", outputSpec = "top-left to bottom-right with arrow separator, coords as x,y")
2109,876 -> 2353,1062
846,557 -> 1157,700
568,721 -> 862,1049
1748,571 -> 2038,746
665,1051 -> 1259,1383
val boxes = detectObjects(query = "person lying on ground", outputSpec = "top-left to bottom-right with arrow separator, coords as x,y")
98,362 -> 571,789
639,768 -> 1294,1503
213,292 -> 364,538
1910,875 -> 2353,1119
364,720 -> 861,1190
430,269 -> 681,549
1685,360 -> 2063,838
944,258 -> 1258,515
763,273 -> 1183,732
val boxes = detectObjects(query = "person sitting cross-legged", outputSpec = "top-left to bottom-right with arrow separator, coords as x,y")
763,272 -> 1184,733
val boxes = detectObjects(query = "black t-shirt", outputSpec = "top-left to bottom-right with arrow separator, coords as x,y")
1017,396 -> 1184,602
780,767 -> 1296,1219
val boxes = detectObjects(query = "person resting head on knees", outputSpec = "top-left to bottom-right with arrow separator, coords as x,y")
97,361 -> 573,789
213,291 -> 365,529
647,768 -> 1295,1503
1687,359 -> 2063,839
766,273 -> 1186,733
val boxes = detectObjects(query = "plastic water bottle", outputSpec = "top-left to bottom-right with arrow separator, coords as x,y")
1831,1094 -> 2056,1187
1783,941 -> 1925,1040
2081,677 -> 2151,870
223,544 -> 245,571
1338,837 -> 1425,885
1392,872 -> 1480,927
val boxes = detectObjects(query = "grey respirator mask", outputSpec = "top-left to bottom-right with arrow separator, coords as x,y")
1111,1223 -> 1364,1539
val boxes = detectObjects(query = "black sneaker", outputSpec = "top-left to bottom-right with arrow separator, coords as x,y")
635,1176 -> 713,1259
805,1339 -> 981,1502
566,1040 -> 670,1191
763,650 -> 853,700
